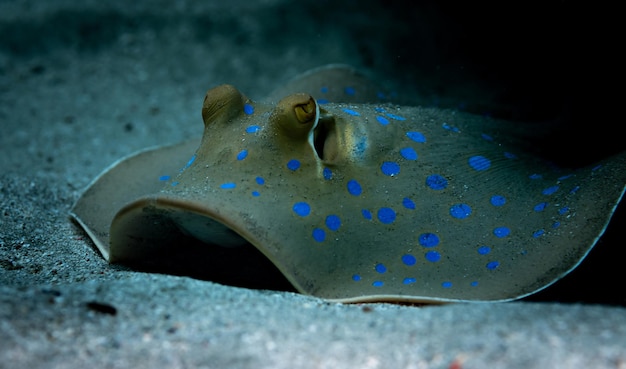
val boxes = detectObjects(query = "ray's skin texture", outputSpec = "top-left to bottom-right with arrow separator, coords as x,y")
71,65 -> 626,303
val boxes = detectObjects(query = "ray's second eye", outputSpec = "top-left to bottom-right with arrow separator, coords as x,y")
271,93 -> 319,140
294,99 -> 317,125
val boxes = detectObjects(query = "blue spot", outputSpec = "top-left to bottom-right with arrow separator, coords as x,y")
490,195 -> 506,207
558,206 -> 569,215
402,197 -> 416,210
375,263 -> 387,273
159,175 -> 171,181
323,167 -> 333,180
361,209 -> 372,220
237,149 -> 248,161
402,254 -> 416,266
426,251 -> 441,262
486,261 -> 500,270
246,125 -> 260,133
376,116 -> 390,126
320,86 -> 328,94
470,281 -> 479,287
592,164 -> 602,171
381,161 -> 400,176
344,86 -> 356,96
534,202 -> 548,212
400,147 -> 418,160
352,274 -> 361,281
293,202 -> 311,217
377,207 -> 396,224
481,133 -> 493,141
533,229 -> 545,238
220,182 -> 236,189
312,228 -> 326,242
552,221 -> 561,228
477,246 -> 491,255
255,176 -> 265,185
504,152 -> 517,159
403,278 -> 416,285
325,215 -> 341,231
386,113 -> 406,121
529,173 -> 543,180
317,99 -> 329,104
426,174 -> 448,190
569,185 -> 580,194
243,103 -> 254,115
375,107 -> 386,113
450,203 -> 472,219
347,179 -> 362,196
558,174 -> 573,181
343,108 -> 360,116
184,154 -> 196,169
171,181 -> 179,186
441,281 -> 452,288
287,159 -> 301,171
468,155 -> 491,171
372,281 -> 384,287
493,227 -> 510,238
542,185 -> 559,195
442,123 -> 459,132
251,191 -> 260,197
419,233 -> 439,247
406,131 -> 426,143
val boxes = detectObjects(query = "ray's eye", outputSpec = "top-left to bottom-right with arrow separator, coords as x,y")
294,98 -> 317,125
271,93 -> 319,140
202,84 -> 246,126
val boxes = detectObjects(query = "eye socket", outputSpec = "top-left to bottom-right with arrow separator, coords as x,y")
202,84 -> 245,126
270,93 -> 319,140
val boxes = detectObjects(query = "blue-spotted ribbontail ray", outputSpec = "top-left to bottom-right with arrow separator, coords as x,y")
71,65 -> 626,303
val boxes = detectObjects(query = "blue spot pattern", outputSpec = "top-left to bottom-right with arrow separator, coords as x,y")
376,116 -> 390,126
246,125 -> 260,133
490,195 -> 506,207
287,159 -> 300,171
347,179 -> 362,196
402,197 -> 416,210
386,113 -> 406,121
293,202 -> 311,217
325,215 -> 341,231
323,167 -> 333,180
426,174 -> 447,190
381,161 -> 400,176
312,228 -> 325,242
377,208 -> 396,224
183,154 -> 196,170
215,102 -> 582,295
237,150 -> 248,161
343,108 -> 360,116
406,131 -> 426,143
400,147 -> 417,160
450,203 -> 472,219
468,156 -> 491,171
402,254 -> 416,266
361,209 -> 372,220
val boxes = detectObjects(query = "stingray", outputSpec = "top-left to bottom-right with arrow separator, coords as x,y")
71,65 -> 626,303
